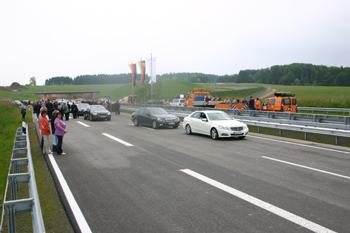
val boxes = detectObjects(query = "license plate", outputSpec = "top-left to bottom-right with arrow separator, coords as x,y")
168,123 -> 175,125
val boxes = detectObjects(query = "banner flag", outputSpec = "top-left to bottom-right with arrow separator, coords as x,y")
128,63 -> 137,86
137,60 -> 146,85
146,57 -> 156,84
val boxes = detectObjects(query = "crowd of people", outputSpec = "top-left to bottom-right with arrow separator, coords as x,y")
223,96 -> 261,110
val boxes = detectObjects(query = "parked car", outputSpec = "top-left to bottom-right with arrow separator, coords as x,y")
131,107 -> 180,129
13,100 -> 22,106
84,105 -> 111,121
183,110 -> 249,140
77,103 -> 90,116
169,98 -> 186,106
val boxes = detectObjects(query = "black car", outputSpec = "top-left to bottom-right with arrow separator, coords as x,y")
84,105 -> 111,121
131,107 -> 180,129
77,103 -> 90,116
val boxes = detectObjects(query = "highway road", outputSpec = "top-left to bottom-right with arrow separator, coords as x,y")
46,113 -> 350,232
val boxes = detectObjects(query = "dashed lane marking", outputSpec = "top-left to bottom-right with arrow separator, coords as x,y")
102,133 -> 133,146
180,169 -> 336,233
262,156 -> 350,180
77,121 -> 90,127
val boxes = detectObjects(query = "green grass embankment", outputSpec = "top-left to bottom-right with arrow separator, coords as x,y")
93,79 -> 265,101
0,101 -> 72,232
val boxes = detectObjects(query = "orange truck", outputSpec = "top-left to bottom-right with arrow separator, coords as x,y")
184,88 -> 223,107
120,95 -> 138,104
259,92 -> 297,113
215,92 -> 297,113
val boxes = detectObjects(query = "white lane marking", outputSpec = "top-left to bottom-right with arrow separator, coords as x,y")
77,121 -> 90,127
180,169 -> 336,233
48,154 -> 92,233
262,156 -> 350,180
102,133 -> 133,146
248,135 -> 350,155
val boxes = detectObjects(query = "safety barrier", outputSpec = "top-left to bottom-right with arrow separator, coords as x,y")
0,123 -> 45,233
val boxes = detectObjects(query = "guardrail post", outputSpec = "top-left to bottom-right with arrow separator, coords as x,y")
279,129 -> 282,136
6,205 -> 16,233
335,136 -> 339,145
305,132 -> 308,140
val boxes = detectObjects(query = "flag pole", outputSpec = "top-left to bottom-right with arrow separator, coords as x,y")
131,61 -> 133,97
151,53 -> 153,106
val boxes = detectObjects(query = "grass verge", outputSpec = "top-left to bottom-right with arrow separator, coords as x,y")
0,101 -> 72,232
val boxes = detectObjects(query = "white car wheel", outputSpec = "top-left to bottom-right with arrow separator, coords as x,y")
211,128 -> 219,140
185,124 -> 192,135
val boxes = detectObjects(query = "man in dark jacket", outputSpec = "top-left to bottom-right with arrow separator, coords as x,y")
46,100 -> 54,119
115,101 -> 120,115
249,96 -> 255,110
34,101 -> 42,120
71,102 -> 78,119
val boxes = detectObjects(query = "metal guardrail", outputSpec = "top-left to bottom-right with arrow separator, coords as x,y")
1,123 -> 45,233
121,104 -> 350,144
298,107 -> 350,115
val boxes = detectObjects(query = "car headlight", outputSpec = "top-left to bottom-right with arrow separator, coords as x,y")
157,118 -> 165,122
107,112 -> 111,115
93,113 -> 97,116
176,117 -> 180,122
218,125 -> 230,130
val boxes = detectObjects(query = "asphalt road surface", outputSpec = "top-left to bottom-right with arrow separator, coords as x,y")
47,113 -> 350,233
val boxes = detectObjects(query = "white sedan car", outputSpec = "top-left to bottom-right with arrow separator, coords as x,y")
183,110 -> 249,140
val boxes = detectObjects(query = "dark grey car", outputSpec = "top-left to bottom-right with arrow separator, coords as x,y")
131,108 -> 180,129
84,105 -> 111,121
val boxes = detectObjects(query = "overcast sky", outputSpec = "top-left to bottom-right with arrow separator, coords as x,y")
1,0 -> 349,86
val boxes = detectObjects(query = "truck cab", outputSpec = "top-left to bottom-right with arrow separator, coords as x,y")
260,92 -> 297,113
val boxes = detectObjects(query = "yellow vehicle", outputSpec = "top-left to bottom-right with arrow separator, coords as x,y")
259,92 -> 297,113
120,95 -> 137,104
185,88 -> 223,107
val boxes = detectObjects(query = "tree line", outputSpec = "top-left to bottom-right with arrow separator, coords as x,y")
45,63 -> 350,86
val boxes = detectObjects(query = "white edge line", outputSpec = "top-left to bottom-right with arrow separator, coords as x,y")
102,133 -> 133,146
262,156 -> 350,180
77,121 -> 90,127
48,154 -> 92,233
180,169 -> 336,233
248,135 -> 350,155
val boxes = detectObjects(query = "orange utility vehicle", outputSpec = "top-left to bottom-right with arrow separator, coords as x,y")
120,95 -> 138,104
259,92 -> 297,113
215,92 -> 297,113
184,88 -> 223,107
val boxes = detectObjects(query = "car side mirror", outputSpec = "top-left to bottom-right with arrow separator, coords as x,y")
202,118 -> 208,122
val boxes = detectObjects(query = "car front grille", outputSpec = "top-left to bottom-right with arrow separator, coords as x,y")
230,127 -> 243,131
165,118 -> 177,123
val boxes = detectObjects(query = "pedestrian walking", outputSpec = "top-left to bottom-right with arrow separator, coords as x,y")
20,102 -> 26,119
64,102 -> 69,120
115,101 -> 120,115
54,112 -> 68,155
40,110 -> 51,155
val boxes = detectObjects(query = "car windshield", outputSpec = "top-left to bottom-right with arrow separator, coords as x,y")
149,108 -> 168,115
207,112 -> 232,121
91,105 -> 106,111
